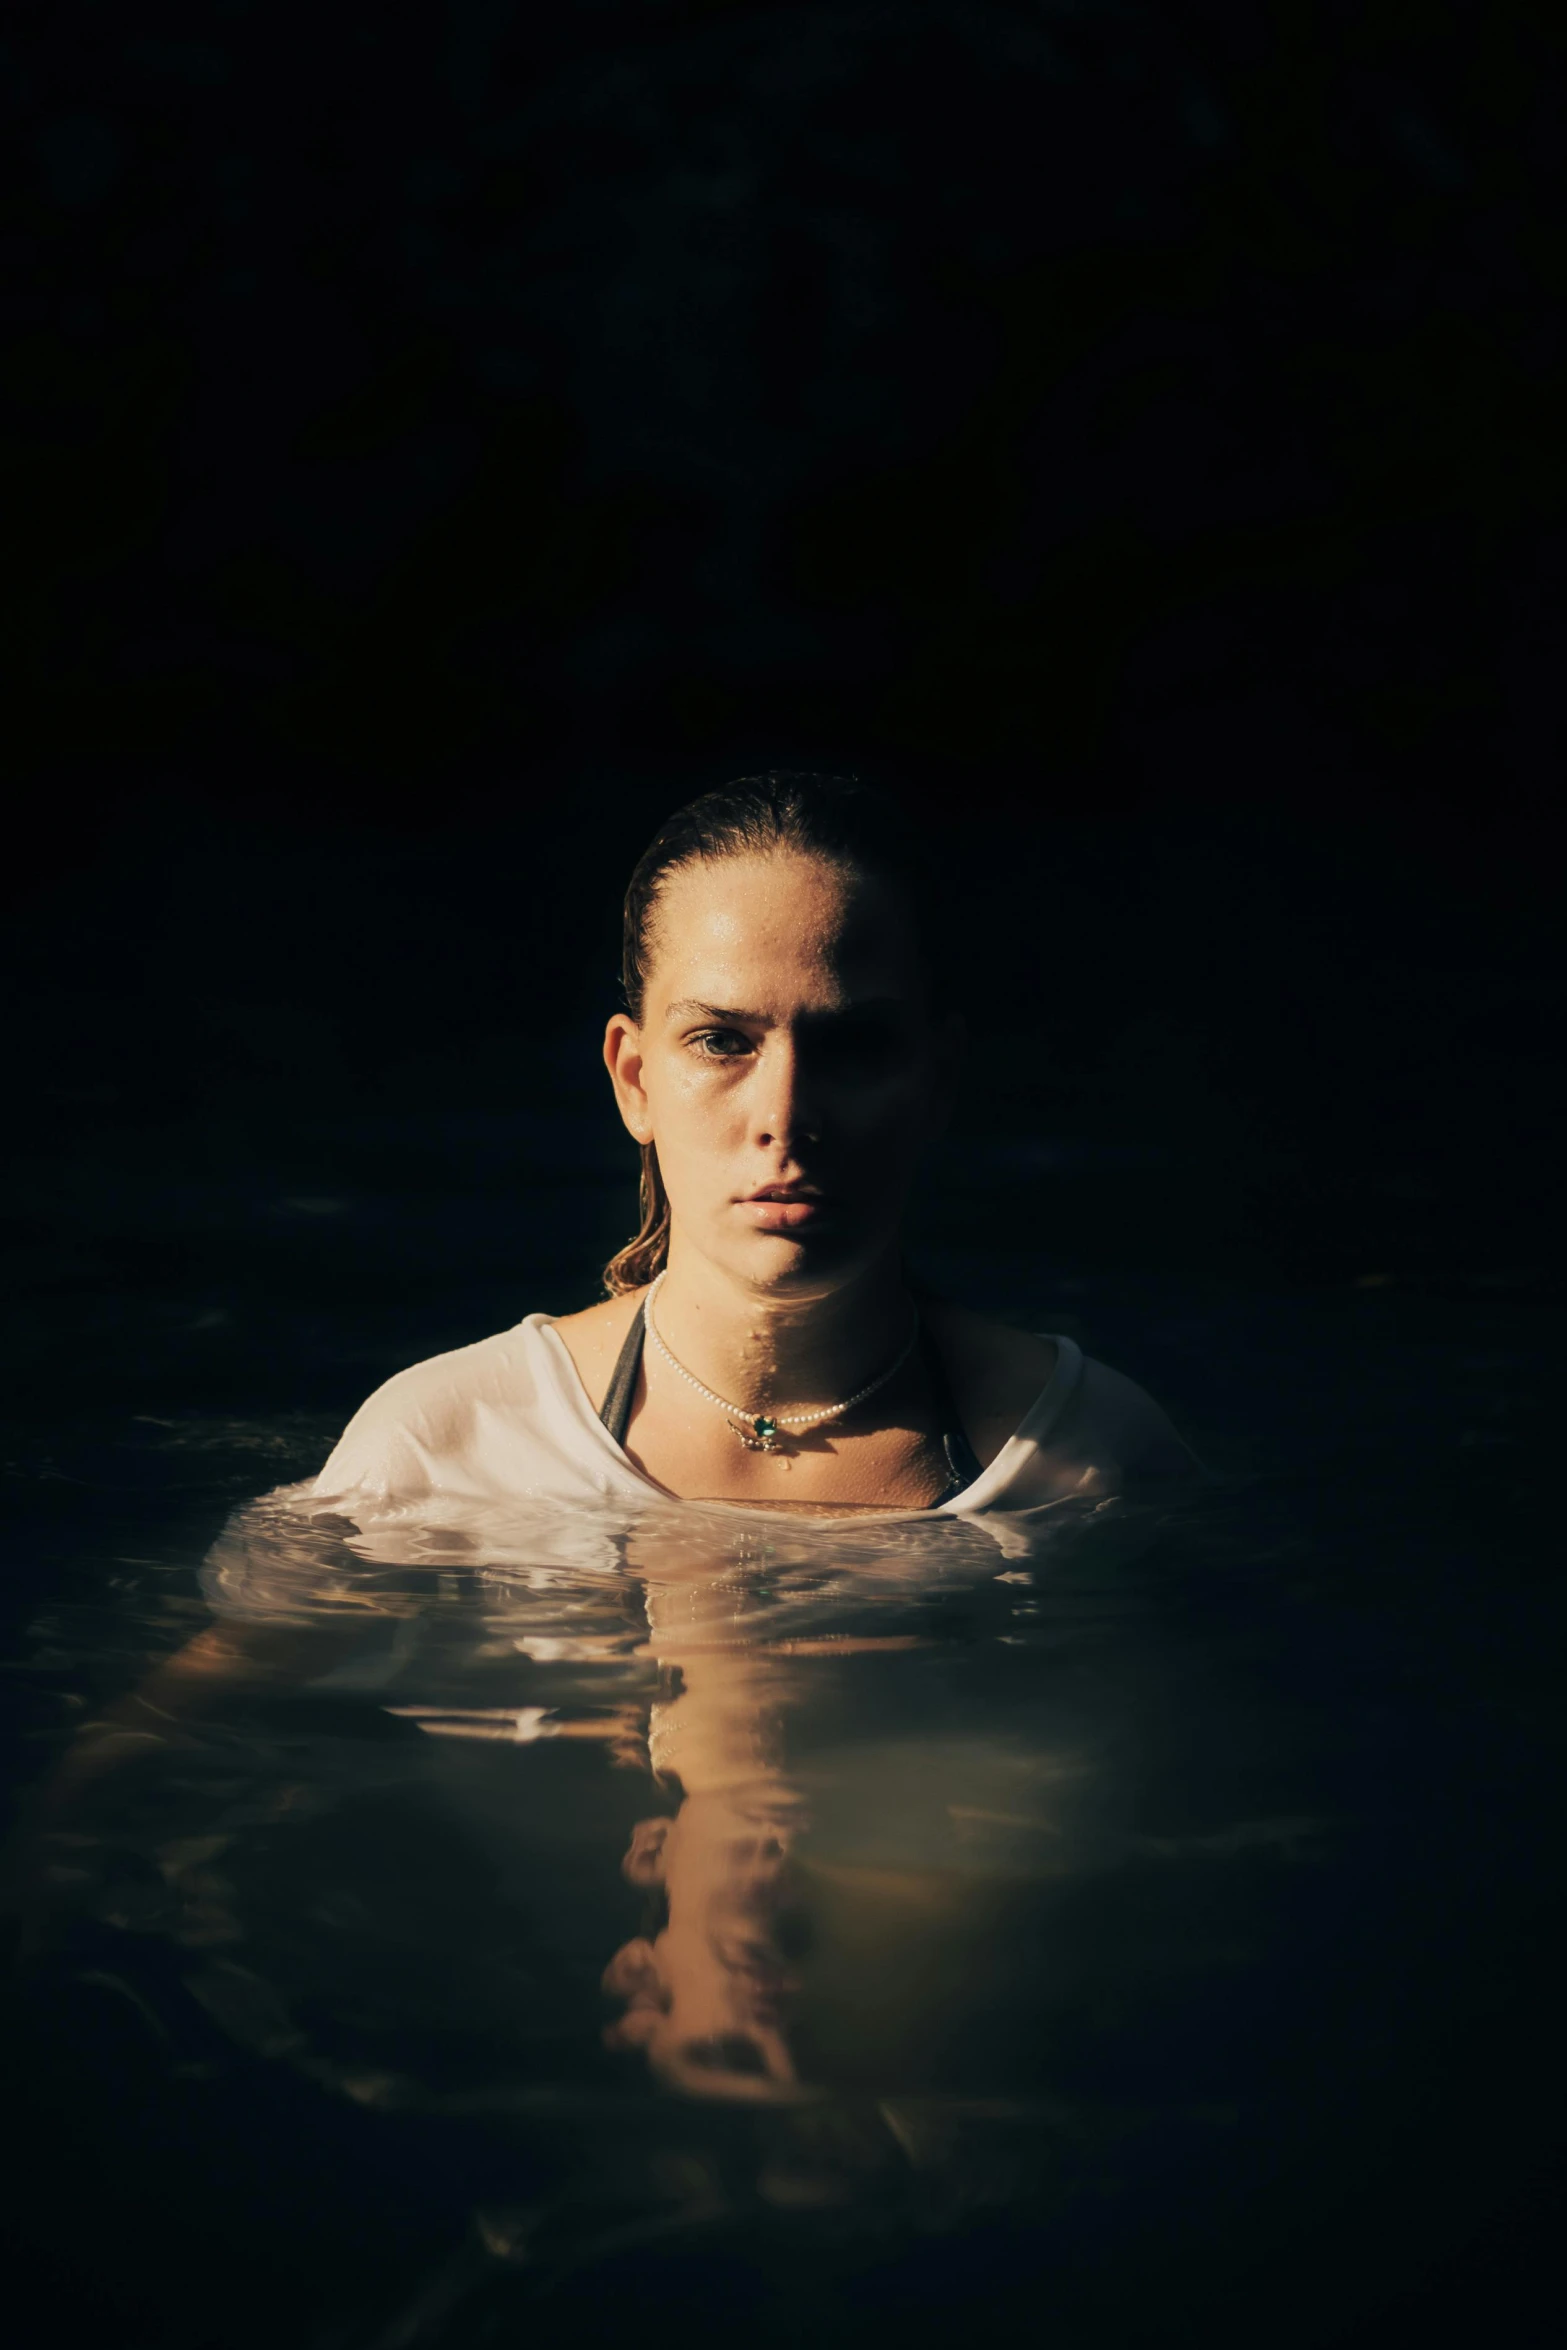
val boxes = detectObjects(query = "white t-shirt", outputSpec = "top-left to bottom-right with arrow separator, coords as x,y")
311,1312 -> 1191,1521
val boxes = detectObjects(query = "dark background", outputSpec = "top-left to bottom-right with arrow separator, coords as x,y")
4,0 -> 1562,1421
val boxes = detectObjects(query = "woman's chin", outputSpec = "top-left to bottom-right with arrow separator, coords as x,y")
727,1223 -> 883,1288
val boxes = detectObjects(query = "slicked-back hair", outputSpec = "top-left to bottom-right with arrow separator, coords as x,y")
604,772 -> 938,1295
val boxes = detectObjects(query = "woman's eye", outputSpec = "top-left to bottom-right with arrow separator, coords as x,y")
691,1029 -> 751,1060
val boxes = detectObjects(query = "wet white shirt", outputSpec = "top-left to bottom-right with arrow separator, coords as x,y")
311,1312 -> 1191,1520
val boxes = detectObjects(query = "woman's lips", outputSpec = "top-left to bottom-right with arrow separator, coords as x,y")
738,1192 -> 831,1231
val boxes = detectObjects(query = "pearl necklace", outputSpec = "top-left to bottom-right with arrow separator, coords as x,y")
643,1270 -> 920,1452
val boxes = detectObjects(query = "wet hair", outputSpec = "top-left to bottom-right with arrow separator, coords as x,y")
603,771 -> 937,1295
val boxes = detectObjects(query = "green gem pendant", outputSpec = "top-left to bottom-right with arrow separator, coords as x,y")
752,1415 -> 779,1448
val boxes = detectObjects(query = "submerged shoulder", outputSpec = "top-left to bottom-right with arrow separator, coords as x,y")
548,1289 -> 646,1417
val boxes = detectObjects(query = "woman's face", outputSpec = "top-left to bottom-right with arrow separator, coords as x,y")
605,850 -> 958,1295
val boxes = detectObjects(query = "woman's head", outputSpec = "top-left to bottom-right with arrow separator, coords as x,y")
602,774 -> 959,1297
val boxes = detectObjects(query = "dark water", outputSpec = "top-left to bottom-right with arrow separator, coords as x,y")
4,1254 -> 1562,2350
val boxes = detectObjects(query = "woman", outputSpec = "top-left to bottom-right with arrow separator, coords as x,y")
315,773 -> 1192,1518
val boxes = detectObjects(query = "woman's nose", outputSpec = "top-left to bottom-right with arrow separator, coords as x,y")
752,1038 -> 820,1150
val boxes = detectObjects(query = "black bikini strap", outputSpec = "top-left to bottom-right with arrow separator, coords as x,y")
598,1300 -> 647,1446
919,1320 -> 986,1496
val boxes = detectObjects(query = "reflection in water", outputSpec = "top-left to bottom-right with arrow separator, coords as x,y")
605,1781 -> 809,2102
10,1468 -> 1540,2345
188,1484 -> 1121,2130
601,1528 -> 936,2109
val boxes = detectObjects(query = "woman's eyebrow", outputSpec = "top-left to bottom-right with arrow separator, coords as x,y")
663,996 -> 906,1025
664,999 -> 759,1024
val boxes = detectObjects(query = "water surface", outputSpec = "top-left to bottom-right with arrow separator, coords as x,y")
6,1350 -> 1560,2349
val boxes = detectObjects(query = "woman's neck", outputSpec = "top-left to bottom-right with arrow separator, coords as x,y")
650,1244 -> 917,1414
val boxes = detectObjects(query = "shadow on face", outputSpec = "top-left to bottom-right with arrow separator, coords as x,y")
604,850 -> 961,1295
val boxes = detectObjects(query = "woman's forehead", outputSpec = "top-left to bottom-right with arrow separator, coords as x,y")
647,852 -> 919,1002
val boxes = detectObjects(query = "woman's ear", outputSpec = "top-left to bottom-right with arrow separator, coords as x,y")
622,1816 -> 673,1886
603,1012 -> 652,1143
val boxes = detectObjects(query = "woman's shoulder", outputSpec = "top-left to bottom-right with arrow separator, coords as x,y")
547,1289 -> 646,1419
352,1318 -> 545,1420
921,1301 -> 1060,1468
926,1299 -> 1196,1487
313,1316 -> 553,1494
